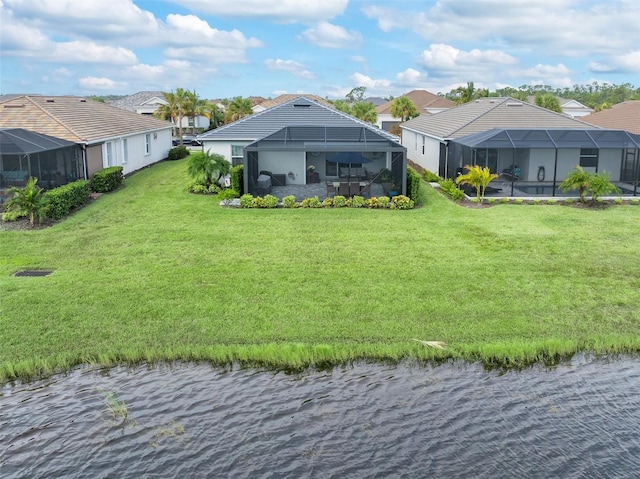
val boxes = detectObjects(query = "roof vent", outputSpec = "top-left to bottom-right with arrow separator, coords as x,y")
46,99 -> 55,102
4,104 -> 24,108
80,99 -> 87,102
506,102 -> 523,106
293,103 -> 310,108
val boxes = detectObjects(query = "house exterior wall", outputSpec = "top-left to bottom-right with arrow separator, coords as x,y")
201,140 -> 252,165
97,129 -> 171,176
86,144 -> 104,177
402,129 -> 441,172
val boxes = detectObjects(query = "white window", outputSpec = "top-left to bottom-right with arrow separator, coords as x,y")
122,138 -> 128,164
231,145 -> 244,166
105,141 -> 114,166
145,134 -> 151,155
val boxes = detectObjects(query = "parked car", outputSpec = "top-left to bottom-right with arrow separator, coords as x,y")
172,135 -> 202,147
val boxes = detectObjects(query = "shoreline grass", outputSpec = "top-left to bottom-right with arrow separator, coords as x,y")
1,159 -> 639,383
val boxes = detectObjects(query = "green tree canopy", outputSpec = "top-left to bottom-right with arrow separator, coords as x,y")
224,97 -> 253,124
390,96 -> 419,121
187,150 -> 231,187
535,93 -> 562,113
351,102 -> 377,124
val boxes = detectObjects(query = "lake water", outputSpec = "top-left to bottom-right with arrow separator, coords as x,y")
1,355 -> 639,478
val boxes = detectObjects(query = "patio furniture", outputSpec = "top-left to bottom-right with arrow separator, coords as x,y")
255,174 -> 272,196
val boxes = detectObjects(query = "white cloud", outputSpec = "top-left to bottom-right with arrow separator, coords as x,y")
395,68 -> 428,87
351,55 -> 366,63
264,59 -> 315,79
164,15 -> 262,49
78,76 -> 127,91
301,22 -> 362,49
418,44 -> 516,79
171,0 -> 348,23
521,64 -> 573,88
349,73 -> 392,92
589,51 -> 640,73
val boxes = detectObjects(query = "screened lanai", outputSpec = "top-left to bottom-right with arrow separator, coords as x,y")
0,128 -> 84,193
446,128 -> 640,197
243,125 -> 407,198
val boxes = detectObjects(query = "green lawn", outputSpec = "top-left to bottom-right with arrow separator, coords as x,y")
1,159 -> 640,382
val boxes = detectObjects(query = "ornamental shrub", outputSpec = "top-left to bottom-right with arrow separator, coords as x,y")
300,196 -> 322,208
263,194 -> 279,208
377,196 -> 390,209
239,194 -> 254,208
350,195 -> 365,208
252,196 -> 266,208
282,195 -> 297,208
391,195 -> 414,210
218,189 -> 238,205
168,146 -> 189,161
439,179 -> 465,201
45,180 -> 91,219
406,167 -> 421,203
422,170 -> 440,182
323,197 -> 334,208
333,195 -> 347,208
91,166 -> 123,193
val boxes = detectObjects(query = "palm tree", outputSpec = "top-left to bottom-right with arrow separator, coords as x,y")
351,102 -> 377,124
202,101 -> 224,130
455,165 -> 498,204
559,165 -> 592,203
154,89 -> 189,142
183,90 -> 208,134
187,150 -> 231,187
535,93 -> 562,113
452,81 -> 476,105
5,177 -> 49,226
390,96 -> 419,122
224,97 -> 253,124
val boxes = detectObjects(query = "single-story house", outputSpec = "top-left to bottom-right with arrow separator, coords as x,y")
251,94 -> 333,113
376,90 -> 454,131
199,96 -> 407,197
581,101 -> 640,135
0,128 -> 83,193
0,95 -> 174,178
109,91 -> 212,132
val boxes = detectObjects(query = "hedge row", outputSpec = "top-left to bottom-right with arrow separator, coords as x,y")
230,164 -> 244,195
406,166 -> 421,203
45,180 -> 92,219
238,194 -> 415,210
91,166 -> 123,193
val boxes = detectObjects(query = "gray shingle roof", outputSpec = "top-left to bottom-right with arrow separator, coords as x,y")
108,91 -> 166,112
401,97 -> 598,139
199,96 -> 400,142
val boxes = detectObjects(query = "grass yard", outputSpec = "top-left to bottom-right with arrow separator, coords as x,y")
1,158 -> 640,382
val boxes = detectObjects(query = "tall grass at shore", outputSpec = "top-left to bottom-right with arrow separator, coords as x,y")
1,158 -> 639,382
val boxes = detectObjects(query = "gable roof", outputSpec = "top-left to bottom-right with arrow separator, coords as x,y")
376,90 -> 454,115
0,95 -> 173,144
0,127 -> 78,155
400,97 -> 598,139
253,94 -> 333,111
108,91 -> 167,112
200,96 -> 400,142
581,101 -> 640,135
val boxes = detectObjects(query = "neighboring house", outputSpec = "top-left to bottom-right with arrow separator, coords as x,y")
526,95 -> 594,117
0,128 -> 83,194
252,94 -> 333,113
0,95 -> 173,178
401,97 -> 640,196
581,101 -> 640,135
199,96 -> 407,196
109,91 -> 211,132
375,90 -> 454,131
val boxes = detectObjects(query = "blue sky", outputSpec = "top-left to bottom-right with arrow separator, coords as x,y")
1,0 -> 639,100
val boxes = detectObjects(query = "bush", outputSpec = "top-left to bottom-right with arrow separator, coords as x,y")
487,197 -> 496,204
262,194 -> 279,208
422,170 -> 440,182
391,195 -> 415,210
230,165 -> 244,195
208,184 -> 221,194
91,166 -> 123,193
2,209 -> 26,221
438,179 -> 465,201
45,180 -> 91,219
282,195 -> 297,208
167,146 -> 189,161
300,196 -> 322,208
614,198 -> 623,204
252,196 -> 266,208
239,194 -> 254,208
323,197 -> 334,208
515,198 -> 524,204
631,198 -> 639,205
366,197 -> 378,208
500,197 -> 510,204
406,167 -> 421,203
377,196 -> 390,209
187,181 -> 208,194
218,189 -> 238,205
332,195 -> 347,208
350,195 -> 365,208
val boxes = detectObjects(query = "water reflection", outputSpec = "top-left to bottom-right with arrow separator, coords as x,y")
1,355 -> 639,478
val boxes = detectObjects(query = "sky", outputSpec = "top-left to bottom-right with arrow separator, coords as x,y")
1,0 -> 639,101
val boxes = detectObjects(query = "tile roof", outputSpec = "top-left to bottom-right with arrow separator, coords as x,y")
376,90 -> 454,115
107,91 -> 166,112
0,95 -> 173,144
254,94 -> 333,110
400,97 -> 598,139
581,101 -> 640,135
200,96 -> 400,142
